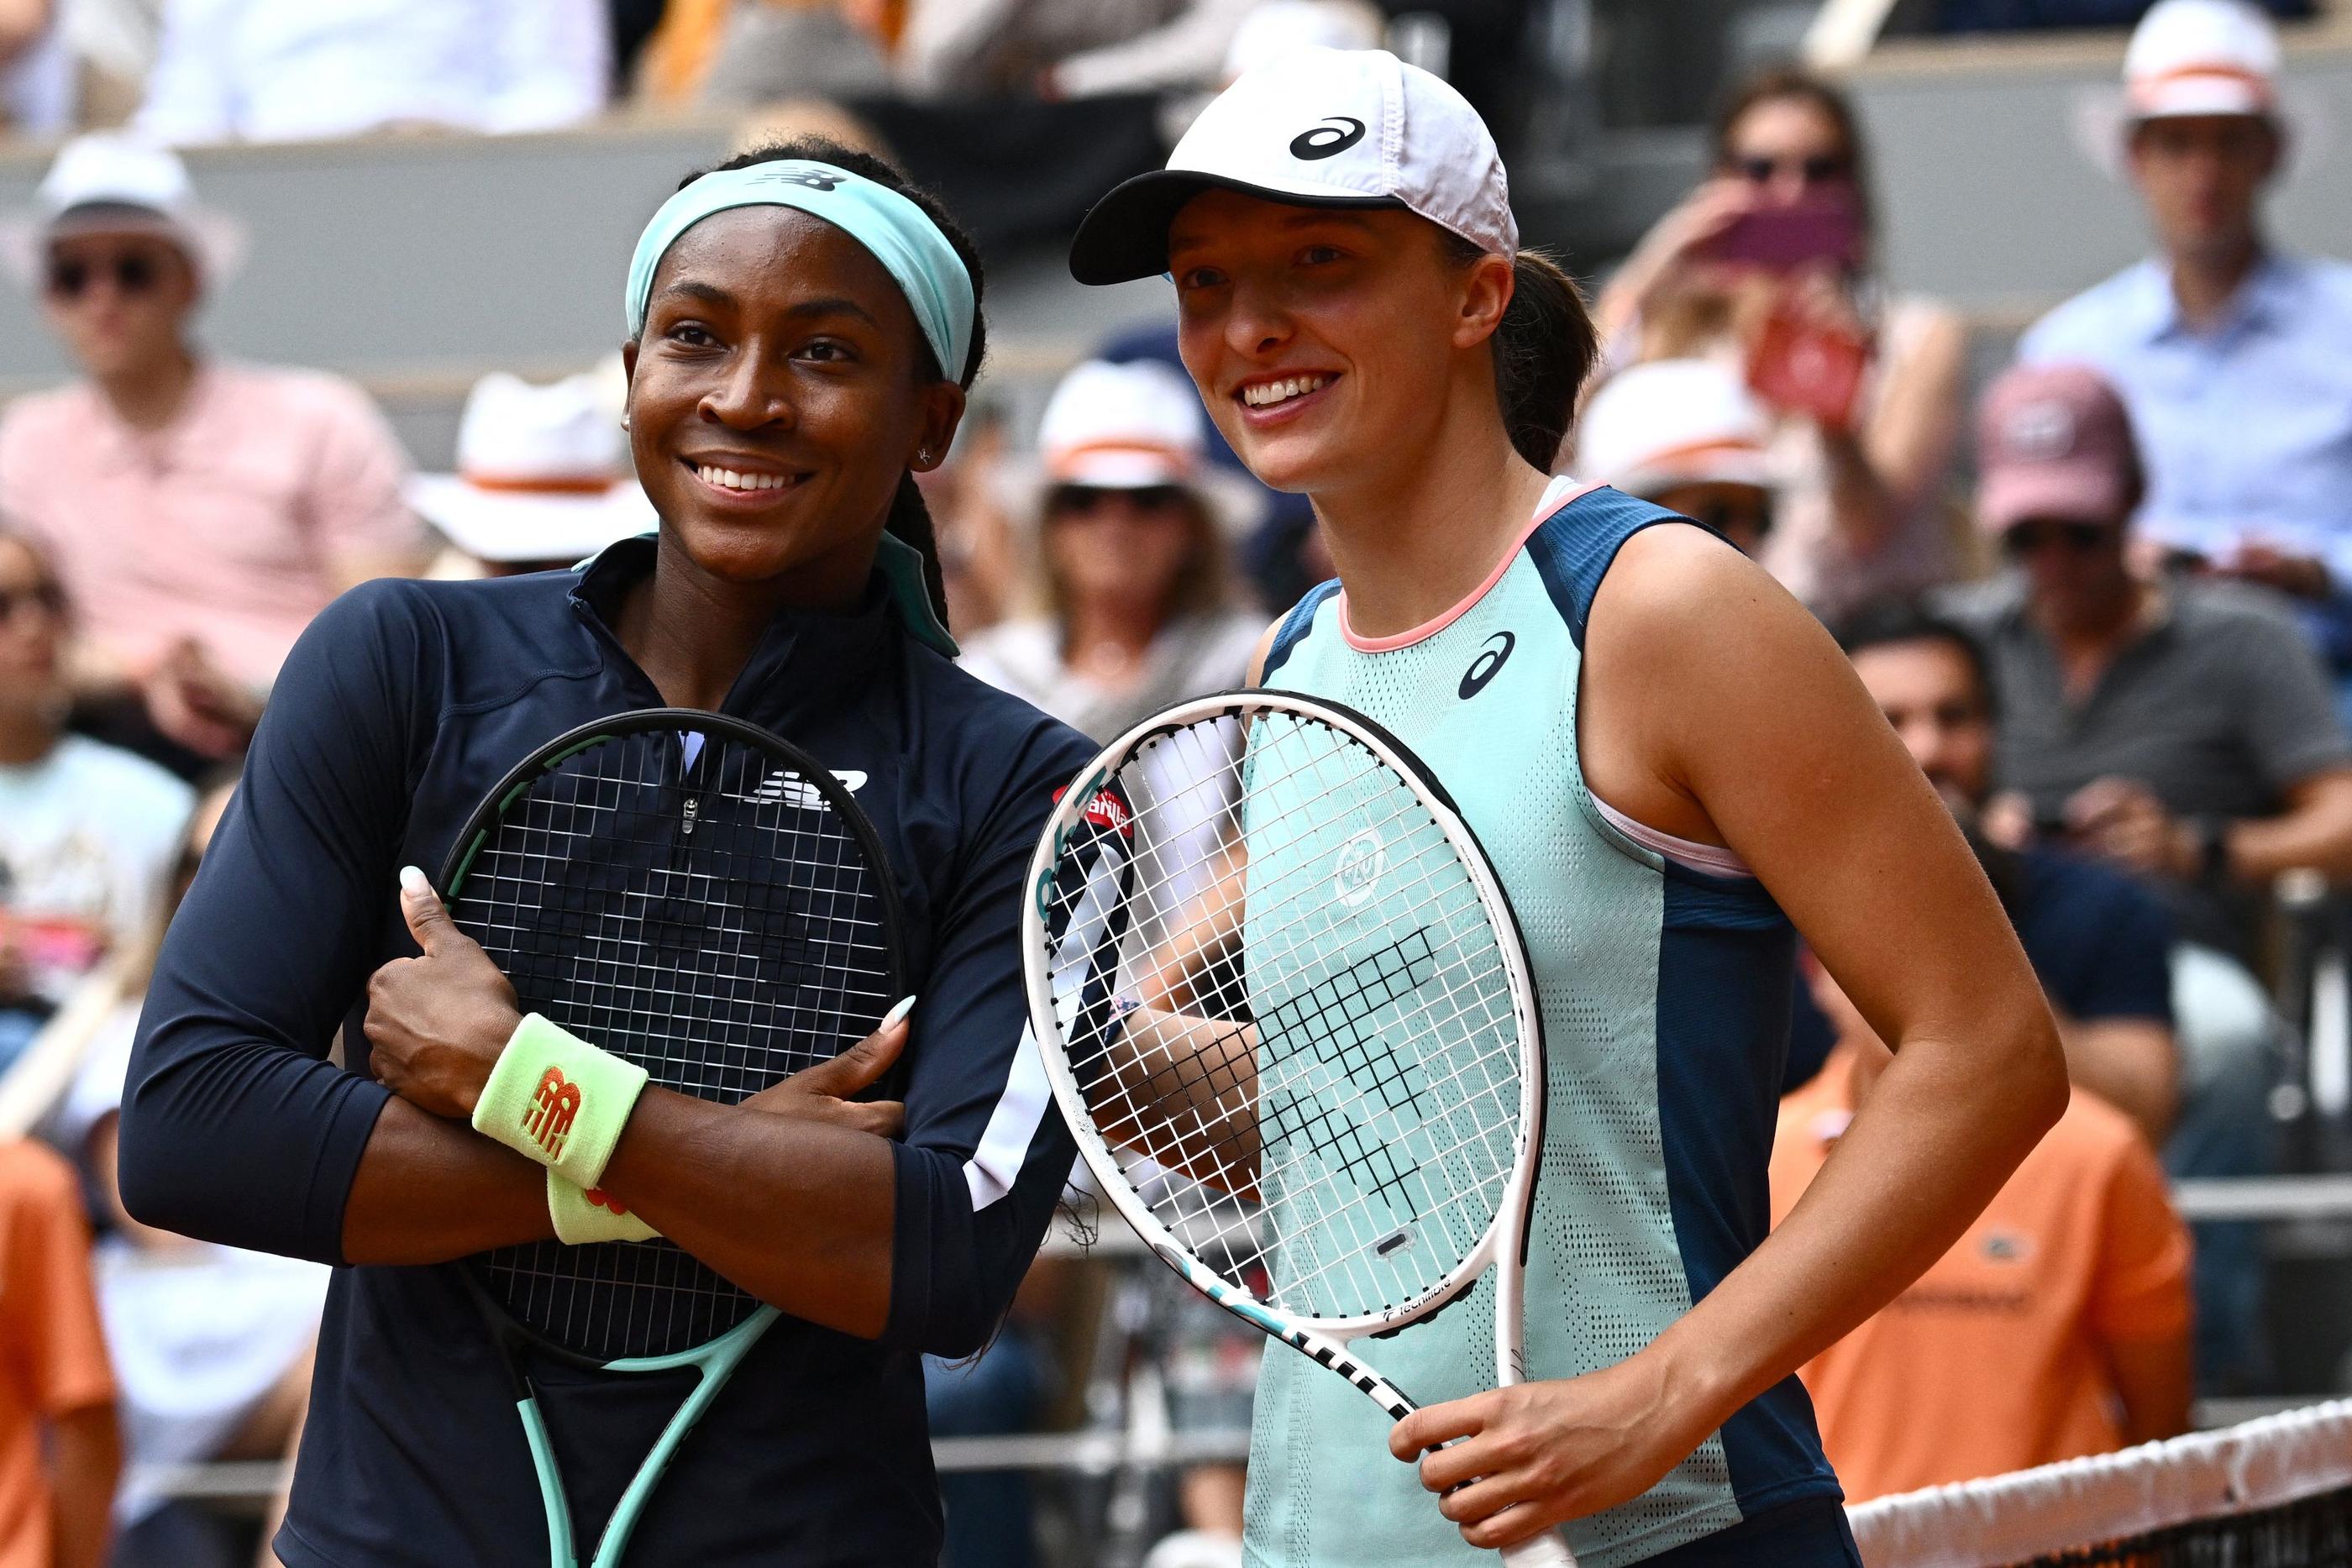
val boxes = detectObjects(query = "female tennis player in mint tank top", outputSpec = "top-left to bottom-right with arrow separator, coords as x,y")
1069,50 -> 2069,1568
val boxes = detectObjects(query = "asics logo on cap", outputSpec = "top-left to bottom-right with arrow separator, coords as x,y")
1289,116 -> 1366,160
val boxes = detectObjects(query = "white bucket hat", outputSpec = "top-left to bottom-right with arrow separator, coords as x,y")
1032,359 -> 1264,538
2126,0 -> 2281,121
407,373 -> 655,565
0,133 -> 249,291
1069,46 -> 1515,286
1577,360 -> 1776,500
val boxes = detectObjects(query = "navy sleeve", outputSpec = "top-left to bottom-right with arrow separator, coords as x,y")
118,582 -> 438,1264
881,717 -> 1095,1358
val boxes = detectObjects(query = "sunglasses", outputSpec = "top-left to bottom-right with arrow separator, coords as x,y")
0,581 -> 66,625
1047,484 -> 1189,517
2003,520 -> 2113,557
46,252 -> 160,300
1732,155 -> 1851,186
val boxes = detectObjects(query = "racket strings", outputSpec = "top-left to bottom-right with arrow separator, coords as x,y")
1042,711 -> 1526,1325
451,727 -> 894,1361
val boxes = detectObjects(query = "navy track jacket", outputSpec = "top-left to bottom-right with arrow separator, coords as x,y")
121,538 -> 1094,1566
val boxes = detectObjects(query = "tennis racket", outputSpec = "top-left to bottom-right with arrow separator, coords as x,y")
436,708 -> 906,1568
1023,690 -> 1575,1566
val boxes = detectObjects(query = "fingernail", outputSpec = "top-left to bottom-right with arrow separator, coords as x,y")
399,865 -> 430,898
882,995 -> 916,1030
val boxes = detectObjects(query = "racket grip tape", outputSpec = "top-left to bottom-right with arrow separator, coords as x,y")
547,1170 -> 659,1245
471,1012 -> 648,1188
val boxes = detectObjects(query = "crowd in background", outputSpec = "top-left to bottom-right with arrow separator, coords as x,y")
3,1 -> 2352,1565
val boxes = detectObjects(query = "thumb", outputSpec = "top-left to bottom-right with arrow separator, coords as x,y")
800,995 -> 916,1097
398,865 -> 457,955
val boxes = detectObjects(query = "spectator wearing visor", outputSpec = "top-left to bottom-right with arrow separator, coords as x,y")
0,136 -> 423,776
2021,0 -> 2352,686
959,357 -> 1262,744
1573,358 -> 1778,560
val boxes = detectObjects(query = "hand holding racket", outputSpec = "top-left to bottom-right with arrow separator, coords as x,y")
1025,690 -> 1578,1566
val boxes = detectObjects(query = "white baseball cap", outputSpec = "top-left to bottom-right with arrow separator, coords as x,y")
1069,46 -> 1517,286
1576,360 -> 1775,499
0,133 -> 248,291
2125,0 -> 2281,121
1041,359 -> 1206,488
407,373 -> 654,565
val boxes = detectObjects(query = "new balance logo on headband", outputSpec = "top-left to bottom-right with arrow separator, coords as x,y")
1068,46 -> 1519,286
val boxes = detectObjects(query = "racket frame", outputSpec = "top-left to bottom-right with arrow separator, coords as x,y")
438,707 -> 906,1568
1023,690 -> 1571,1564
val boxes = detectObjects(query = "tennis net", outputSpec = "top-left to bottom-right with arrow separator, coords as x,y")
1847,1399 -> 2352,1567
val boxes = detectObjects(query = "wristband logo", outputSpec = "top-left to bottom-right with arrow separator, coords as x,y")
525,1066 -> 582,1160
585,1188 -> 630,1217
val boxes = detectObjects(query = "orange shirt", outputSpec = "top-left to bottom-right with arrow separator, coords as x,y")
0,1140 -> 115,1568
1769,1051 -> 2191,1503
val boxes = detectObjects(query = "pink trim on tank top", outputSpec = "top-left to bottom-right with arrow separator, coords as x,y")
1337,477 -> 1601,652
1592,794 -> 1753,879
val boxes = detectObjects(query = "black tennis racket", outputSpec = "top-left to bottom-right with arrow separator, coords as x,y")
435,708 -> 906,1568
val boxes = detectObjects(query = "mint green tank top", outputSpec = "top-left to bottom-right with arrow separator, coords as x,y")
1241,481 -> 1838,1567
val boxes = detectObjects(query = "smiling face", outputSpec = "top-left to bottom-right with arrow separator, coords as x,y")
1167,191 -> 1513,499
621,206 -> 964,600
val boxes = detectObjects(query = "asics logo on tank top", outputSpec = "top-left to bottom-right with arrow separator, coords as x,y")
1457,631 -> 1516,700
1289,117 -> 1365,160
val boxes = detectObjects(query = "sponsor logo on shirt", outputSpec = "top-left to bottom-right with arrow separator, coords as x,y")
1458,631 -> 1515,700
524,1067 -> 581,1160
1981,1230 -> 2032,1264
753,768 -> 868,810
1053,783 -> 1133,840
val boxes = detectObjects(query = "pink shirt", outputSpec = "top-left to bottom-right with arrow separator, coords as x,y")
0,362 -> 418,690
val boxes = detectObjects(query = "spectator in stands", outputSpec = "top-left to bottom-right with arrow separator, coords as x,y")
0,136 -> 422,773
1771,957 -> 2192,1502
409,371 -> 654,580
959,359 -> 1261,743
0,1135 -> 119,1568
50,778 -> 328,1568
1573,357 -> 1778,559
0,531 -> 195,1078
133,0 -> 607,144
2021,2 -> 2352,656
636,0 -> 894,108
1936,362 -> 2352,961
1593,66 -> 1967,621
2,0 -> 72,137
1833,600 -> 2180,1142
895,0 -> 1257,101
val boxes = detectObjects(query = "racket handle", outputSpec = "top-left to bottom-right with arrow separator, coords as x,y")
1499,1530 -> 1578,1566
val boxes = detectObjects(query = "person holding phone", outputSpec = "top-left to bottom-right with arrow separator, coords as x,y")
1593,68 -> 1967,622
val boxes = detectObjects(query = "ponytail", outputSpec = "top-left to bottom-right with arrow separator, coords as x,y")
694,135 -> 988,639
1483,245 -> 1599,473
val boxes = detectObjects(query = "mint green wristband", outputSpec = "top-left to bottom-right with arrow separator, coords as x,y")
548,1171 -> 659,1245
471,1013 -> 648,1189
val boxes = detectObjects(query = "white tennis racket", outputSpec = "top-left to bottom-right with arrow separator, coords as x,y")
1023,690 -> 1575,1566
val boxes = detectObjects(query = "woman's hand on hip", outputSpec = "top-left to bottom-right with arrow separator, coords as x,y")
363,868 -> 522,1119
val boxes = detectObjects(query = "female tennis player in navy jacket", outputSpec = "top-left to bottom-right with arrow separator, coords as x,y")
118,143 -> 1095,1566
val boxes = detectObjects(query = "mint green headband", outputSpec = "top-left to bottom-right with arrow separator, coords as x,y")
624,161 -> 974,382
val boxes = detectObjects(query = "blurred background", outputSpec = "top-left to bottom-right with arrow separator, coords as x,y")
3,3 -> 2352,1566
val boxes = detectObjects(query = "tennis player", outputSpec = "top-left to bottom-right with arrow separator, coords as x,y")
1068,50 -> 2068,1565
118,142 -> 1095,1565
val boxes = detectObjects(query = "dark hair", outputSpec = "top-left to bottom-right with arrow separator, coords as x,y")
673,138 -> 987,637
1709,65 -> 1877,251
1834,597 -> 1997,719
1442,235 -> 1598,472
